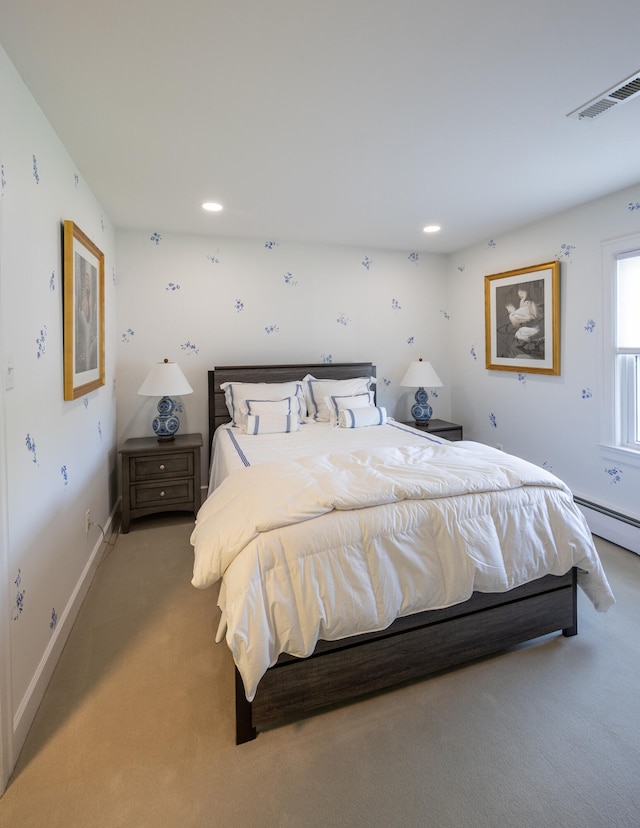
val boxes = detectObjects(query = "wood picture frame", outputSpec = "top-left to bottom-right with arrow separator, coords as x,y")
485,260 -> 560,375
62,220 -> 105,399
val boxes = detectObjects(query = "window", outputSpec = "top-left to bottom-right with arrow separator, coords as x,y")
615,251 -> 640,451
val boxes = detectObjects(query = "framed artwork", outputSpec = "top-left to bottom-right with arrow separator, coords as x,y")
63,220 -> 105,399
485,260 -> 560,375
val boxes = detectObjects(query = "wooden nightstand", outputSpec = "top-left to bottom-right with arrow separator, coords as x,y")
120,433 -> 202,533
403,418 -> 463,441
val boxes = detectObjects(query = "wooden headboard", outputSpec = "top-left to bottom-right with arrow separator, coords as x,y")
208,362 -> 376,452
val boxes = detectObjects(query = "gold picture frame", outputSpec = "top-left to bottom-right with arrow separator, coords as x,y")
63,220 -> 105,399
485,260 -> 560,375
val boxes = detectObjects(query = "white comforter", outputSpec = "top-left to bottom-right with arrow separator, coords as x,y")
191,440 -> 614,701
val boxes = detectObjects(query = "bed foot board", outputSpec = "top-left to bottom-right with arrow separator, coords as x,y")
234,569 -> 578,743
235,669 -> 257,744
562,571 -> 578,637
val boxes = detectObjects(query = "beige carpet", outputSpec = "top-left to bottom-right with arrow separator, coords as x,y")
1,515 -> 639,828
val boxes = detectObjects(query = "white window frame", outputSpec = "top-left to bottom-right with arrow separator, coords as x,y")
601,234 -> 640,460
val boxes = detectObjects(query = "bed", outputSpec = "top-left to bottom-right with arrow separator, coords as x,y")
191,362 -> 614,744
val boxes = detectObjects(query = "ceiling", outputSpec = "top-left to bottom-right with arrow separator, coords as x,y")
2,0 -> 640,254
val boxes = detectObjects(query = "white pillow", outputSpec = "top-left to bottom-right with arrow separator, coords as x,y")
245,414 -> 301,435
245,397 -> 297,417
303,375 -> 375,421
221,381 -> 306,426
325,391 -> 374,426
338,406 -> 387,429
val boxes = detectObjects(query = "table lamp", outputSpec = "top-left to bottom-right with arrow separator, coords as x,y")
400,358 -> 442,424
137,358 -> 193,441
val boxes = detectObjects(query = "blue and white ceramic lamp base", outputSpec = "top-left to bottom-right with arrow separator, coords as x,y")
411,387 -> 433,424
153,395 -> 181,441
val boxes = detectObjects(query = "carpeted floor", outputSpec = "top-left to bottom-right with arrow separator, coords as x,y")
1,515 -> 639,828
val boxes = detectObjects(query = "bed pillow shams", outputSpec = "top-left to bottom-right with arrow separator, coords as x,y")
338,406 -> 387,428
325,391 -> 374,425
246,397 -> 297,416
245,413 -> 301,435
303,375 -> 375,421
221,381 -> 306,426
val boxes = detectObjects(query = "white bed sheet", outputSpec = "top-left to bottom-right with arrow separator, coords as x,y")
208,419 -> 445,493
193,423 -> 615,702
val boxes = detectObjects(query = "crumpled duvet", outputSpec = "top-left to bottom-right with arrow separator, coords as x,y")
190,441 -> 615,701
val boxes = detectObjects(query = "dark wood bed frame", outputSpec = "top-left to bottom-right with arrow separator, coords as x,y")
208,362 -> 578,744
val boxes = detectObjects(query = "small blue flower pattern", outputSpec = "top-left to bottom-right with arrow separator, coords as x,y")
362,256 -> 372,270
265,324 -> 280,334
283,272 -> 298,286
489,413 -> 498,428
406,336 -> 414,346
391,298 -> 401,311
234,299 -> 245,313
582,388 -> 593,399
12,571 -> 25,621
605,466 -> 623,484
32,155 -> 40,183
61,465 -> 68,488
557,243 -> 575,261
265,241 -> 279,250
50,608 -> 58,631
49,271 -> 56,291
36,326 -> 47,359
584,319 -> 596,333
26,434 -> 38,464
628,202 -> 640,212
150,232 -> 161,245
321,354 -> 333,364
166,282 -> 181,291
408,252 -> 419,264
181,341 -> 199,354
121,328 -> 135,342
337,313 -> 350,326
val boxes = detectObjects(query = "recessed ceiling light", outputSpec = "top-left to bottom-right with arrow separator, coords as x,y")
423,225 -> 441,233
202,202 -> 223,212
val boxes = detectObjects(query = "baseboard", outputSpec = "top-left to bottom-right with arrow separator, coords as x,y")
574,495 -> 640,556
11,505 -> 120,759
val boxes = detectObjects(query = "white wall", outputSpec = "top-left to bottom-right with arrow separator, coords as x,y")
115,230 -> 451,483
448,183 -> 640,545
0,44 -> 118,785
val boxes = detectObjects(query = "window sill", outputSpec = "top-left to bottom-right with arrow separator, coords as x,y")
598,442 -> 640,467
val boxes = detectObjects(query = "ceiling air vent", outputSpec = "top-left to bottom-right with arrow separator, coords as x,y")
567,70 -> 640,120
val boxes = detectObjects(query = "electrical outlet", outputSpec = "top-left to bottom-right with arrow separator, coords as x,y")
85,509 -> 91,532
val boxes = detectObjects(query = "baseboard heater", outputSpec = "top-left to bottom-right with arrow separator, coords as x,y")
574,496 -> 640,555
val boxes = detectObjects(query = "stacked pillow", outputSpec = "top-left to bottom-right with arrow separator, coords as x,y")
220,381 -> 306,429
221,374 -> 384,433
302,374 -> 375,422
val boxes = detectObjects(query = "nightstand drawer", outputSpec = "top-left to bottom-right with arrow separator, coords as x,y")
130,452 -> 194,482
131,479 -> 194,509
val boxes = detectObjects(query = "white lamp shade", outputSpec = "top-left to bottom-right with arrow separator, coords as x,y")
400,359 -> 442,388
137,359 -> 193,397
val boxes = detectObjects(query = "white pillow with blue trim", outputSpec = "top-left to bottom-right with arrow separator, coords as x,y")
245,413 -> 301,435
325,391 -> 374,426
220,381 -> 306,426
338,406 -> 387,428
303,375 -> 375,421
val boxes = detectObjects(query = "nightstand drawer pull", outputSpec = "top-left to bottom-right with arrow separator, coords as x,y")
160,464 -> 165,470
160,490 -> 165,497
